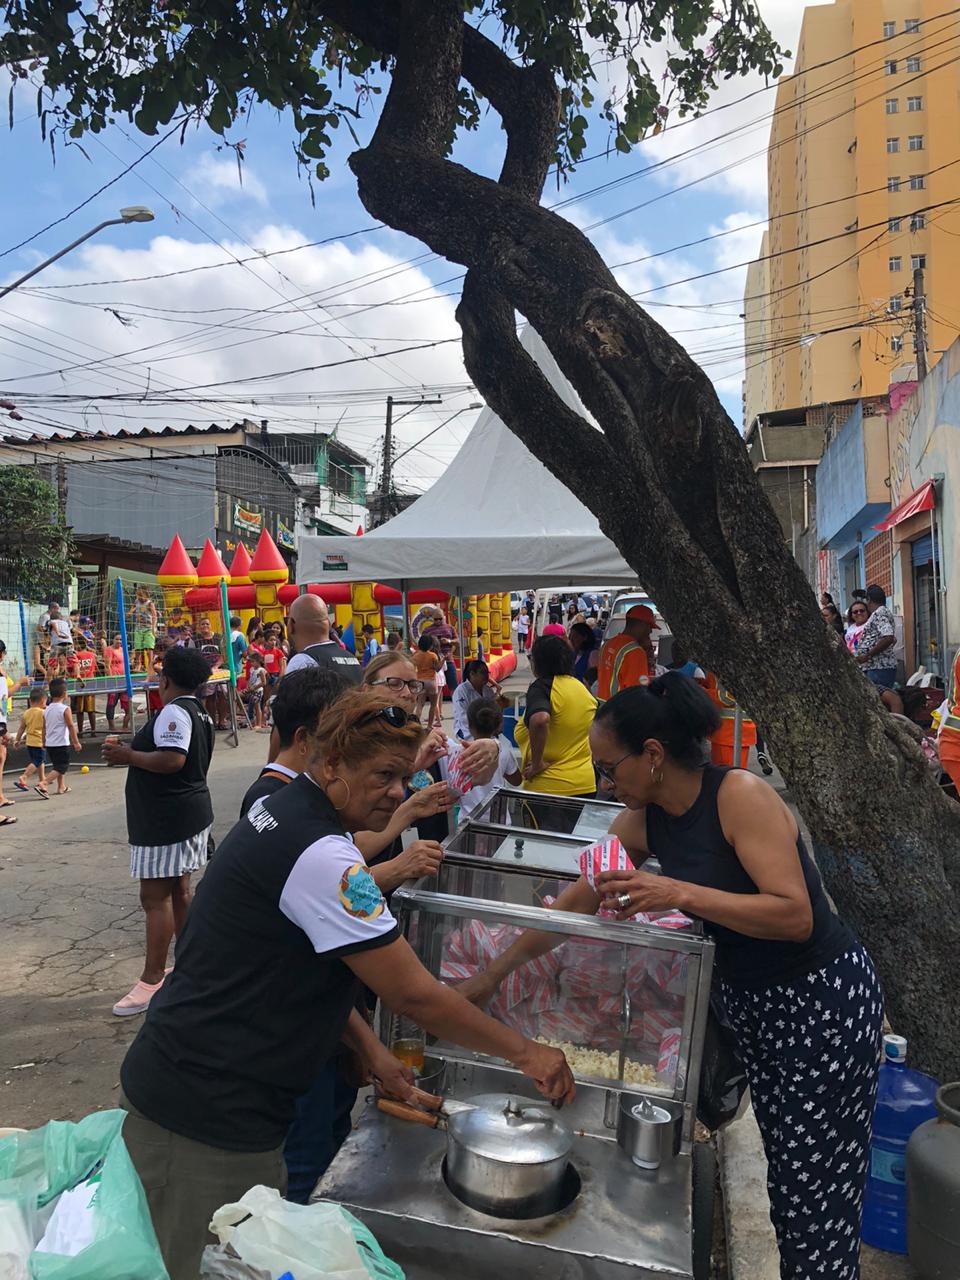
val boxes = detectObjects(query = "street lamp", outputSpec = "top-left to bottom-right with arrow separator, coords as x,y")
0,206 -> 156,301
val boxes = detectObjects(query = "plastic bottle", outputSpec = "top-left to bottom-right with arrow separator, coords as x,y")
862,1034 -> 939,1253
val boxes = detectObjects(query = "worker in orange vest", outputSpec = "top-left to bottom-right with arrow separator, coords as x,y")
936,647 -> 960,790
596,605 -> 656,702
702,672 -> 757,769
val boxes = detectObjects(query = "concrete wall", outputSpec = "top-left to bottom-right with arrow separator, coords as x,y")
886,337 -> 960,645
65,456 -> 216,551
818,404 -> 869,543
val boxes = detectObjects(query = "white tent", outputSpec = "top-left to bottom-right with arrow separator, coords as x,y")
296,328 -> 637,593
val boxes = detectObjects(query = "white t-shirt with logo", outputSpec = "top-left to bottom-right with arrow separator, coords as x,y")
153,703 -> 193,752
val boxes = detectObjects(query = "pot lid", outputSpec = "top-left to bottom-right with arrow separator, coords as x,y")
449,1093 -> 573,1164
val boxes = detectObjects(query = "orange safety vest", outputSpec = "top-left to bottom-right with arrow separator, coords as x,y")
702,673 -> 757,763
596,634 -> 650,701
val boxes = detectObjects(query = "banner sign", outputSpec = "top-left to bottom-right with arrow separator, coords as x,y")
234,503 -> 262,533
322,552 -> 348,573
277,521 -> 296,551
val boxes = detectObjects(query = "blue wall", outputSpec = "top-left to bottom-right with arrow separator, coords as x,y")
818,404 -> 867,546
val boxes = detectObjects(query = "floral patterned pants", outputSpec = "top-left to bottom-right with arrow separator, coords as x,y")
722,946 -> 883,1280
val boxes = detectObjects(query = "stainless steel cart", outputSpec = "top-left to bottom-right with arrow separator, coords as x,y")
316,805 -> 716,1280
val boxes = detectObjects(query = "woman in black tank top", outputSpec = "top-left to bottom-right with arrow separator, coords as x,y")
463,673 -> 882,1280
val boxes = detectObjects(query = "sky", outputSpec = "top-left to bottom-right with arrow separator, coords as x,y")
0,0 -> 817,496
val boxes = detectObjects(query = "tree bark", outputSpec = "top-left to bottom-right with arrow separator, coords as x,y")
323,0 -> 960,1079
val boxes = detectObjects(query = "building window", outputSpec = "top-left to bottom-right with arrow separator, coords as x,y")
908,135 -> 924,151
885,97 -> 899,114
883,20 -> 896,36
892,335 -> 904,352
888,175 -> 902,192
909,173 -> 925,190
911,253 -> 927,270
905,18 -> 921,33
911,213 -> 926,231
889,256 -> 902,271
885,60 -> 898,74
890,295 -> 903,313
907,96 -> 923,111
887,137 -> 900,153
889,217 -> 902,231
906,56 -> 921,72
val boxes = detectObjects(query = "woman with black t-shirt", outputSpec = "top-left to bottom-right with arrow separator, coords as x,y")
118,688 -> 573,1280
103,646 -> 215,1018
461,673 -> 882,1280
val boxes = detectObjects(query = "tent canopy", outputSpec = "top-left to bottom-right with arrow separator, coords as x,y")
296,328 -> 638,593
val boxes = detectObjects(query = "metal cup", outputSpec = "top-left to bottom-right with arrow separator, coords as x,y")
616,1094 -> 682,1170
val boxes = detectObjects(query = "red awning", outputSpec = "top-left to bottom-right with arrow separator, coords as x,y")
874,479 -> 935,531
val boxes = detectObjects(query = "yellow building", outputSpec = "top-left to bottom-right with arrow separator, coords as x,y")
743,0 -> 960,422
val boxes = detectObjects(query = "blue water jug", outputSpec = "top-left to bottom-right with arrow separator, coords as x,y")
862,1034 -> 938,1253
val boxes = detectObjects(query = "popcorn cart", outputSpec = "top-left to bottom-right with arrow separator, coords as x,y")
316,802 -> 717,1280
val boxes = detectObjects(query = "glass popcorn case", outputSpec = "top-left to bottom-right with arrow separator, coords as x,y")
385,874 -> 713,1129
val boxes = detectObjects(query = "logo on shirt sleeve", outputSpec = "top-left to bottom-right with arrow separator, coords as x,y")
338,863 -> 385,920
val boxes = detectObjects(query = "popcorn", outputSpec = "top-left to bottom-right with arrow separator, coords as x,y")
537,1038 -> 659,1089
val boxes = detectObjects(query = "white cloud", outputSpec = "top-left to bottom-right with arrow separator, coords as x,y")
0,225 -> 474,486
182,153 -> 269,206
589,0 -> 816,207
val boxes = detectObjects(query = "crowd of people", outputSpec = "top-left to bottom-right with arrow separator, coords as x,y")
6,584 -> 926,1280
80,584 -> 885,1280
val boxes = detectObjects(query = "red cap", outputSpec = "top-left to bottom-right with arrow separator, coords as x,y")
626,605 -> 656,625
542,623 -> 568,638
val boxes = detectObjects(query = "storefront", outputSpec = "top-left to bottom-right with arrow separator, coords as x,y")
877,479 -> 947,679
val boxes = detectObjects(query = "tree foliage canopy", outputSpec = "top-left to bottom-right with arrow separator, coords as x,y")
0,466 -> 72,599
2,0 -> 785,176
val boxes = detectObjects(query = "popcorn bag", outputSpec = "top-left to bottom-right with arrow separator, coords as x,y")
578,836 -> 631,917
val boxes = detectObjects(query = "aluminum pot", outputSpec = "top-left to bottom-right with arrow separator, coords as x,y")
445,1092 -> 573,1218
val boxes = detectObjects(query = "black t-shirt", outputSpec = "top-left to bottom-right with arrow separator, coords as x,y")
645,765 -> 853,987
124,696 -> 214,844
300,640 -> 363,685
120,773 -> 400,1151
239,763 -> 296,817
523,676 -> 553,725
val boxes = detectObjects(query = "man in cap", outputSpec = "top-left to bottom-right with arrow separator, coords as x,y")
596,604 -> 656,702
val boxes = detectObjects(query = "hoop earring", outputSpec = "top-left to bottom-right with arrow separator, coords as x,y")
327,776 -> 352,811
650,761 -> 664,787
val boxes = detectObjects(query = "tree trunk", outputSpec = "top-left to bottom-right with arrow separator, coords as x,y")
325,0 -> 960,1080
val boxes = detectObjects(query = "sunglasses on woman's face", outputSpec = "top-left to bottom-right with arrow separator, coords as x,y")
356,705 -> 411,729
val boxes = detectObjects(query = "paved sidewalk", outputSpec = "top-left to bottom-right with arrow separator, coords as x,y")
1,730 -> 267,1130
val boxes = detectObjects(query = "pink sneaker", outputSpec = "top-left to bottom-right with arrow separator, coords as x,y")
112,978 -> 165,1017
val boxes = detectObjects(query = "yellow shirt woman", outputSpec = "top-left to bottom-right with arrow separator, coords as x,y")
515,672 -> 597,795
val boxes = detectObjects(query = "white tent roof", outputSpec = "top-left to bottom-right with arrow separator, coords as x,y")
296,327 -> 638,593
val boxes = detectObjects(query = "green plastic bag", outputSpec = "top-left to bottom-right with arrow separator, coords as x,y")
0,1108 -> 168,1280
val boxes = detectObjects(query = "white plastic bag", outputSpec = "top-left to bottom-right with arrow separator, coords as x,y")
209,1186 -> 369,1280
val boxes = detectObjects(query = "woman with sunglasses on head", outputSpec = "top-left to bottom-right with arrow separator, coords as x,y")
120,687 -> 574,1279
461,672 -> 881,1280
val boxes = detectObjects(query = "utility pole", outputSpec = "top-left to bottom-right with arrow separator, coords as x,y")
913,266 -> 928,382
375,395 -> 442,527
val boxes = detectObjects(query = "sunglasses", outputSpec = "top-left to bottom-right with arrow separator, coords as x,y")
356,705 -> 411,729
370,677 -> 424,694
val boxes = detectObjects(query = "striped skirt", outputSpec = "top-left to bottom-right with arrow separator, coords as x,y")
129,824 -> 212,880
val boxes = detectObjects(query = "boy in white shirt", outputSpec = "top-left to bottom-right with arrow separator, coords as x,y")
457,699 -> 521,820
43,677 -> 82,795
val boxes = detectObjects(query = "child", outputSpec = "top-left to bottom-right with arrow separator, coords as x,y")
386,630 -> 402,652
361,623 -> 382,666
242,650 -> 267,729
15,686 -> 48,796
476,629 -> 485,663
413,635 -> 443,727
44,677 -> 82,795
102,632 -> 131,732
129,585 -> 158,675
456,699 -> 522,819
71,634 -> 99,738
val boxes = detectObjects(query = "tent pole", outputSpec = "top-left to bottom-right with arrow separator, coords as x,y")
463,586 -> 471,675
400,581 -> 409,647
